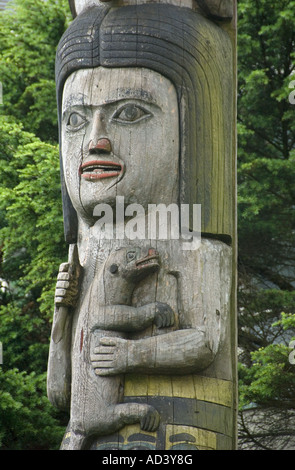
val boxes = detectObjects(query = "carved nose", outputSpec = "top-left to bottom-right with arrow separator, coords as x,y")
89,138 -> 112,153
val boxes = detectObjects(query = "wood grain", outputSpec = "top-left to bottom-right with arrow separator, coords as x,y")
48,0 -> 237,450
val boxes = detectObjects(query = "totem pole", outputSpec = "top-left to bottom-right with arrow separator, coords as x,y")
47,0 -> 237,450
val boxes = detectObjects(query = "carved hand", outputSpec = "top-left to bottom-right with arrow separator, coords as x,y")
154,302 -> 175,328
91,337 -> 129,376
55,260 -> 80,308
51,245 -> 81,344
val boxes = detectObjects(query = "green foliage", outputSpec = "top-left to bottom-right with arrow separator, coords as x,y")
0,369 -> 66,450
239,290 -> 295,358
238,0 -> 295,448
238,0 -> 295,276
0,0 -> 71,142
0,115 -> 66,314
0,0 -> 71,450
239,342 -> 295,409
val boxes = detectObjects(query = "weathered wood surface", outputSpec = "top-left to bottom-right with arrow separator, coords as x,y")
61,246 -> 174,449
48,0 -> 237,450
69,0 -> 233,20
56,3 -> 234,241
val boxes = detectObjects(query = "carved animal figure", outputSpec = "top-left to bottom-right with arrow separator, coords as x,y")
61,246 -> 174,450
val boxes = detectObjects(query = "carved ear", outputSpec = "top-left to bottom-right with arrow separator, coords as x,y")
196,0 -> 233,20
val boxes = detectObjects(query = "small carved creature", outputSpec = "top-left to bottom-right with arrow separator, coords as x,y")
61,246 -> 174,450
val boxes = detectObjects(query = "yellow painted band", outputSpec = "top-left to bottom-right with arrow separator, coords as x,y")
124,374 -> 233,408
165,424 -> 216,450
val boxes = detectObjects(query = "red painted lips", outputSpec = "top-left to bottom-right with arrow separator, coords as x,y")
79,160 -> 123,180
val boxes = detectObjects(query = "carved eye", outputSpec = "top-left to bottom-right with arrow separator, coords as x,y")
67,112 -> 86,129
113,104 -> 151,124
109,264 -> 118,274
126,251 -> 136,262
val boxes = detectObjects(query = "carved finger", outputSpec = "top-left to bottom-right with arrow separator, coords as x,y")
93,346 -> 115,355
94,367 -> 116,376
56,280 -> 70,289
140,409 -> 160,432
99,337 -> 118,347
57,272 -> 70,281
146,414 -> 155,432
166,311 -> 175,327
59,262 -> 69,273
91,363 -> 110,370
155,313 -> 164,328
151,412 -> 160,432
155,302 -> 175,328
55,288 -> 67,298
91,355 -> 114,364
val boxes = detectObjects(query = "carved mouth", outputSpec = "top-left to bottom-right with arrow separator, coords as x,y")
135,250 -> 159,270
79,160 -> 123,180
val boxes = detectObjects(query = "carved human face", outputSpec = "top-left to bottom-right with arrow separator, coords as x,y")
61,67 -> 179,223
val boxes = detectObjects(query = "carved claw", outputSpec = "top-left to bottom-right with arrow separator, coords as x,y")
140,407 -> 160,432
154,302 -> 175,328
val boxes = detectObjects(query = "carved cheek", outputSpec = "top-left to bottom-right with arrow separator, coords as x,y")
60,128 -> 88,213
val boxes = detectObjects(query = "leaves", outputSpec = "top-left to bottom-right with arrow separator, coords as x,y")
0,0 -> 70,450
0,116 -> 66,314
0,0 -> 71,142
238,0 -> 295,449
0,369 -> 66,450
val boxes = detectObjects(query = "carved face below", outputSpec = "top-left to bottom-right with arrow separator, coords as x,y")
61,67 -> 179,223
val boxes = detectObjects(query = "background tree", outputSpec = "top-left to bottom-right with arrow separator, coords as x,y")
237,0 -> 295,450
0,0 -> 71,450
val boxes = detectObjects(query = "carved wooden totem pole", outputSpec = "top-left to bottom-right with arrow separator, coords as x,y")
47,0 -> 237,450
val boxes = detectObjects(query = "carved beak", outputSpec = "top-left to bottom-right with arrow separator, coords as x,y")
135,248 -> 159,268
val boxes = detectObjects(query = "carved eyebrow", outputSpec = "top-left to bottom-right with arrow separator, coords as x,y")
62,93 -> 87,110
63,89 -> 157,110
106,88 -> 156,104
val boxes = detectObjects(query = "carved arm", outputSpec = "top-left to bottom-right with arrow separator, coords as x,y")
90,302 -> 174,333
91,328 -> 215,376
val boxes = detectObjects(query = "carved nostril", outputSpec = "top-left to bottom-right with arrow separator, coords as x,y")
89,138 -> 112,153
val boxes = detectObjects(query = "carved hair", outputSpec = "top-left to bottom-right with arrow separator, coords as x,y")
56,4 -> 233,243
